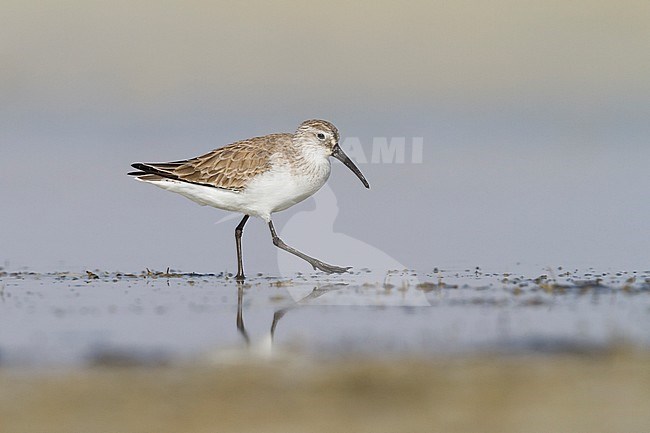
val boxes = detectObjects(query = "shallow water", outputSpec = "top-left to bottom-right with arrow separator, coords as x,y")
0,268 -> 648,367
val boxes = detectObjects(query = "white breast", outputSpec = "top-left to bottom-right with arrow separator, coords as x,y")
242,158 -> 332,219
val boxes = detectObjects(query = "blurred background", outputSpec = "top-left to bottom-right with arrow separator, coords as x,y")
1,0 -> 649,273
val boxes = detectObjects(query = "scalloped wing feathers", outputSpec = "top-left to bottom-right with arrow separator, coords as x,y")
140,134 -> 291,191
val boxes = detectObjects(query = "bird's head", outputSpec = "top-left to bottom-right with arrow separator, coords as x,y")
295,119 -> 369,189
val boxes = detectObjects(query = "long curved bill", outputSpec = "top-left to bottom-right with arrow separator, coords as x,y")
332,144 -> 370,189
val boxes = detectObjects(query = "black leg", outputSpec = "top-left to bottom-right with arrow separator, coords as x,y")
235,215 -> 250,280
268,220 -> 350,274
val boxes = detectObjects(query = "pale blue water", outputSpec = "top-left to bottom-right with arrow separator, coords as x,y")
1,268 -> 648,366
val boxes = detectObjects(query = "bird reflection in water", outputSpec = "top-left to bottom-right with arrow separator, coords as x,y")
235,282 -> 344,351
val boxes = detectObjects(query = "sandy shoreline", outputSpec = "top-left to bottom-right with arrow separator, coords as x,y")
2,351 -> 649,433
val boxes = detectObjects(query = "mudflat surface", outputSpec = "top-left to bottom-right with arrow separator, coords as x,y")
1,268 -> 649,432
1,352 -> 649,433
0,268 -> 649,365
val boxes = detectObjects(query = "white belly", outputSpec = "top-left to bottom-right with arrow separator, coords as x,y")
140,161 -> 331,221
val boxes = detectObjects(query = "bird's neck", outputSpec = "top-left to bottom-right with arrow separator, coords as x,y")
287,139 -> 331,178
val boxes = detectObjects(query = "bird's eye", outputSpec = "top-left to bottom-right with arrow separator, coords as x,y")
317,133 -> 326,140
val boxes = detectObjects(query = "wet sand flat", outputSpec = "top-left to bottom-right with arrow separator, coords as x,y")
1,268 -> 649,365
2,352 -> 649,433
1,268 -> 649,432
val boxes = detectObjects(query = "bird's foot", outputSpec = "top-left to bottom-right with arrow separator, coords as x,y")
309,260 -> 351,274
